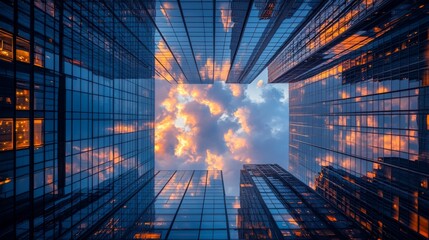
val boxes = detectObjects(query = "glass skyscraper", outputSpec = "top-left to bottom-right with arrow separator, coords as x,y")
239,164 -> 367,239
0,0 -> 154,238
88,170 -> 234,240
315,158 -> 429,240
146,0 -> 323,83
268,0 -> 429,239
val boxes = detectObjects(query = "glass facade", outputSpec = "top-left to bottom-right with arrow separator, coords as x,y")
0,0 -> 154,239
144,0 -> 323,83
277,0 -> 429,239
239,164 -> 367,239
90,170 -> 233,240
316,159 -> 429,239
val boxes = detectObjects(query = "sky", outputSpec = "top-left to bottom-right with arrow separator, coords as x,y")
155,69 -> 289,195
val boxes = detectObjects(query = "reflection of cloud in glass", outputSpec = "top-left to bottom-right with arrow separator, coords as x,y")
155,40 -> 185,83
199,57 -> 231,82
220,7 -> 233,32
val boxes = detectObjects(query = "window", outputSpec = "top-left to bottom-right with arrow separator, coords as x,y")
0,30 -> 13,62
16,89 -> 30,110
0,118 -> 44,151
16,37 -> 30,63
0,119 -> 13,151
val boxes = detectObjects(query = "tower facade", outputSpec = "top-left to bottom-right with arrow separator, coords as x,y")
0,1 -> 155,238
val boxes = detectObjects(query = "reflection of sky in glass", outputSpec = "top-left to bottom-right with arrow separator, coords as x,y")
149,0 -> 321,84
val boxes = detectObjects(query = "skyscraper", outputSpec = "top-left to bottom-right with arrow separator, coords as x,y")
0,1 -> 155,238
315,158 -> 429,239
269,0 -> 429,239
146,0 -> 324,83
88,170 -> 233,240
239,164 -> 368,239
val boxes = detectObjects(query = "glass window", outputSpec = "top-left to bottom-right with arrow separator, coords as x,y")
0,118 -> 43,151
16,119 -> 30,149
0,29 -> 13,62
0,119 -> 13,151
16,37 -> 30,63
16,89 -> 30,110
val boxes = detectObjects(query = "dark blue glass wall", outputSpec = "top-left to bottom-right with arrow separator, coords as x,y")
274,0 -> 429,239
0,0 -> 154,238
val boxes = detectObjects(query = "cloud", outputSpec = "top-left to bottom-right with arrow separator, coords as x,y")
229,84 -> 242,97
224,129 -> 248,151
206,150 -> 224,170
233,108 -> 251,134
220,7 -> 233,32
155,70 -> 289,195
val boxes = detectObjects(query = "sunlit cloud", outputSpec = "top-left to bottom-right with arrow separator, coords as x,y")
175,133 -> 197,157
201,99 -> 223,116
155,75 -> 289,195
155,114 -> 177,155
229,84 -> 242,97
234,107 -> 251,134
155,39 -> 185,83
206,150 -> 224,170
224,129 -> 249,154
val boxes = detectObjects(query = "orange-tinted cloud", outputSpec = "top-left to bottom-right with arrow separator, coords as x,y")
223,128 -> 251,164
206,150 -> 224,170
234,108 -> 251,133
155,79 -> 290,195
155,39 -> 185,83
156,83 -> 228,166
224,129 -> 248,153
199,57 -> 231,81
201,99 -> 223,116
229,84 -> 242,97
155,115 -> 176,154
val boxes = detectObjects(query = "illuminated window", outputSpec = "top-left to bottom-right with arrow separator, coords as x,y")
393,196 -> 399,221
0,119 -> 13,151
0,177 -> 11,186
0,118 -> 43,151
34,119 -> 43,147
16,37 -> 30,63
0,96 -> 12,105
16,119 -> 30,149
421,179 -> 428,189
16,89 -> 30,110
0,30 -> 13,62
240,183 -> 253,188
